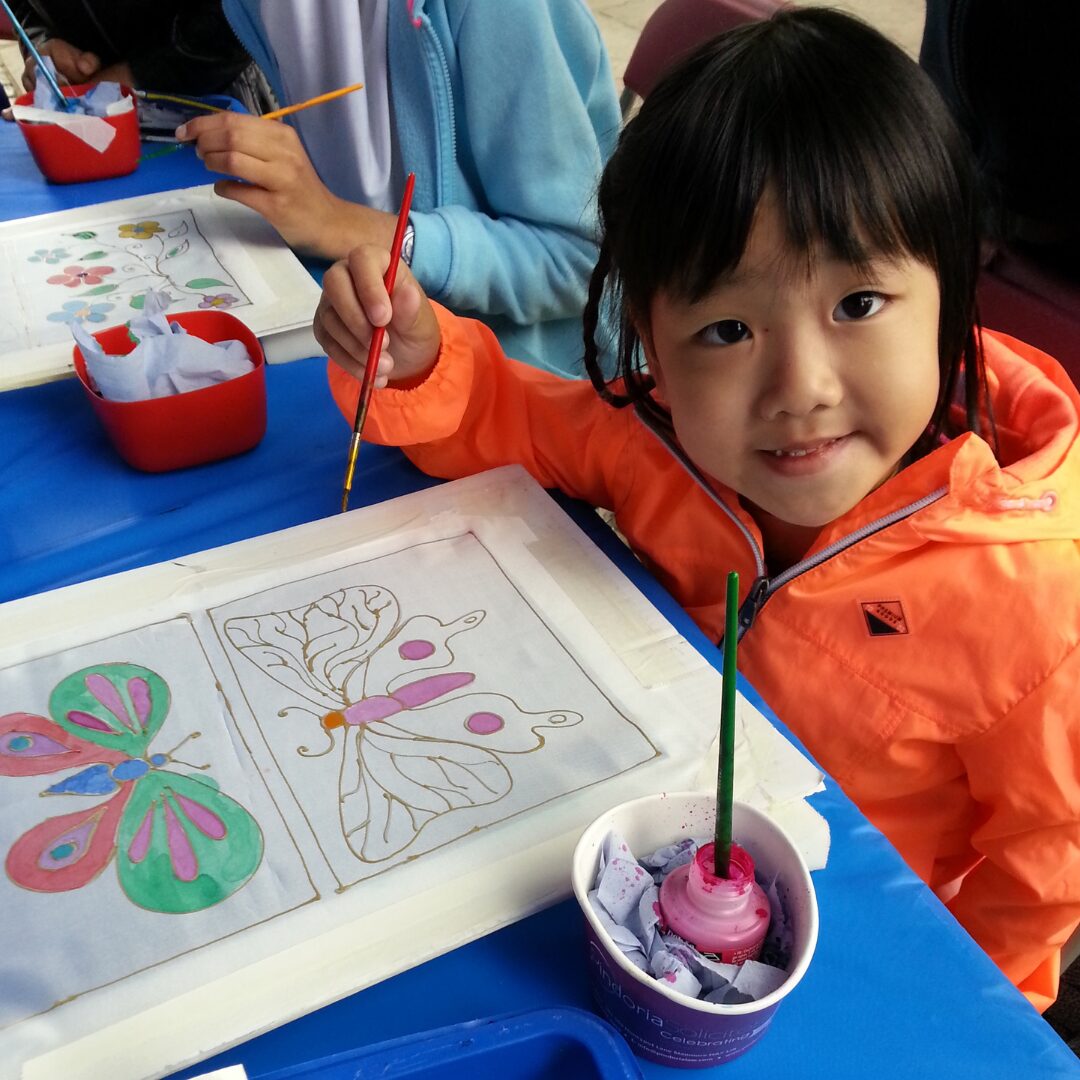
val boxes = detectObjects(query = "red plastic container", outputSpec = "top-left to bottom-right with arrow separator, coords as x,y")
15,82 -> 140,183
72,310 -> 267,473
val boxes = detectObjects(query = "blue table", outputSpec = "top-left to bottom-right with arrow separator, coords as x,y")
1,122 -> 1076,1079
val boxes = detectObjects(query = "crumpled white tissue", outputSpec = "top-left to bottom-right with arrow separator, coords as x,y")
588,831 -> 793,1005
72,290 -> 252,402
13,60 -> 133,152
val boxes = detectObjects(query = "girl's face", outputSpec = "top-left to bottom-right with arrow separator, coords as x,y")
642,196 -> 942,532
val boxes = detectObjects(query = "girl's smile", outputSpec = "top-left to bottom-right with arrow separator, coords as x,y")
759,433 -> 852,474
642,196 -> 942,551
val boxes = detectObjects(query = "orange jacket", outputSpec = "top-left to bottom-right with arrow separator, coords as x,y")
330,307 -> 1080,1011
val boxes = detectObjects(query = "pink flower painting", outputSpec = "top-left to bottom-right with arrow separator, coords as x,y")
46,265 -> 116,288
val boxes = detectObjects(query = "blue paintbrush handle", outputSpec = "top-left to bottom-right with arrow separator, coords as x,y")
0,0 -> 74,111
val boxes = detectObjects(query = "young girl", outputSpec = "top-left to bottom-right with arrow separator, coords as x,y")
313,7 -> 1080,1010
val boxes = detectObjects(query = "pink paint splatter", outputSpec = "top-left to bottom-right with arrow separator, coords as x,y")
406,0 -> 422,28
663,972 -> 677,983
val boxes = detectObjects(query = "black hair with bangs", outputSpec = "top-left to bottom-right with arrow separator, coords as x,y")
583,6 -> 994,460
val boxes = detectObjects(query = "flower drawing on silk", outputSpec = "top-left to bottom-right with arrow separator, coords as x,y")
27,247 -> 70,265
198,293 -> 239,309
46,265 -> 116,288
118,221 -> 165,241
46,300 -> 115,326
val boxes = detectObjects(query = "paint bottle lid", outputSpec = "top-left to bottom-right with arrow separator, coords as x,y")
658,842 -> 770,962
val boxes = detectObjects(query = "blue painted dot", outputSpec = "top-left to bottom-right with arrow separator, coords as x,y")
149,753 -> 166,767
50,843 -> 75,860
9,736 -> 31,752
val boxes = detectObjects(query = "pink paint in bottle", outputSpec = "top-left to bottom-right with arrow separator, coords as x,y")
658,842 -> 770,964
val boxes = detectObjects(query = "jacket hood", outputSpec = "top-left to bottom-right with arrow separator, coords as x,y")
910,330 -> 1080,544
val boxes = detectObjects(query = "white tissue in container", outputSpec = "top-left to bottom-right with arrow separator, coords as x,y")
70,291 -> 253,402
16,60 -> 135,153
32,64 -> 131,117
589,831 -> 792,1005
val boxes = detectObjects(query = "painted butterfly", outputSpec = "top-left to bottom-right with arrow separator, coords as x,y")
0,663 -> 263,914
223,585 -> 582,863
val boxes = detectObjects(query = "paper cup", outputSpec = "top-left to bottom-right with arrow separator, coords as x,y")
572,792 -> 818,1068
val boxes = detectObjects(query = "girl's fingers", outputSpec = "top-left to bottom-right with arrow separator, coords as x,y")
326,253 -> 390,345
320,304 -> 378,371
199,149 -> 279,189
344,245 -> 395,328
315,320 -> 360,378
315,309 -> 393,387
179,114 -> 297,165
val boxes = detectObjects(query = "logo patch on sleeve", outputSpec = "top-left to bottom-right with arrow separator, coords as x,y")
861,600 -> 909,637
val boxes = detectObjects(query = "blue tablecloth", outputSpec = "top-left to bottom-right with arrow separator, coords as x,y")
1,121 -> 1075,1079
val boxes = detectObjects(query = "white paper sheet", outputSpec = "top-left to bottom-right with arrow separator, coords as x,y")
0,186 -> 322,391
0,467 -> 822,1080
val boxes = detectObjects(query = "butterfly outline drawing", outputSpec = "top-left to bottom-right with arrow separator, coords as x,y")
0,662 -> 264,914
222,584 -> 584,865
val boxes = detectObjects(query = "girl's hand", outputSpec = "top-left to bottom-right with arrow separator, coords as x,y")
315,245 -> 441,388
21,39 -> 101,92
176,112 -> 396,260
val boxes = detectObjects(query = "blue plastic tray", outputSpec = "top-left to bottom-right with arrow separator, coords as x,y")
257,1008 -> 642,1079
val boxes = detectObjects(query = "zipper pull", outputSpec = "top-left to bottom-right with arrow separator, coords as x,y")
736,576 -> 770,636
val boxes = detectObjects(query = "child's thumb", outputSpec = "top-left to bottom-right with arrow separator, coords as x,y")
77,52 -> 101,76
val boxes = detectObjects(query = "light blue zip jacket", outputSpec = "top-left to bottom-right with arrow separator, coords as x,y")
222,0 -> 621,375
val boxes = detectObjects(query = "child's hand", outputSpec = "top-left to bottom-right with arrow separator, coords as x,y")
21,39 -> 101,92
315,245 -> 441,388
175,112 -> 396,260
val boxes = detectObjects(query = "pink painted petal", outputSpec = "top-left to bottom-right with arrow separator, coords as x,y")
85,673 -> 135,731
176,793 -> 226,840
127,803 -> 155,863
392,672 -> 475,708
127,677 -> 153,730
66,709 -> 116,733
343,694 -> 402,725
163,798 -> 198,882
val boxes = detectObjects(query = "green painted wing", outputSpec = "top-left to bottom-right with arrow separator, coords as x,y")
49,663 -> 170,758
116,770 -> 264,914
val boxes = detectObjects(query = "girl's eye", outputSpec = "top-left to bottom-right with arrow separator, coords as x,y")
700,319 -> 751,346
834,291 -> 886,321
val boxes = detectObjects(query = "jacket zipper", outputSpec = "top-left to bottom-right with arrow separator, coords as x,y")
737,484 -> 950,639
411,2 -> 456,203
635,407 -> 950,644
